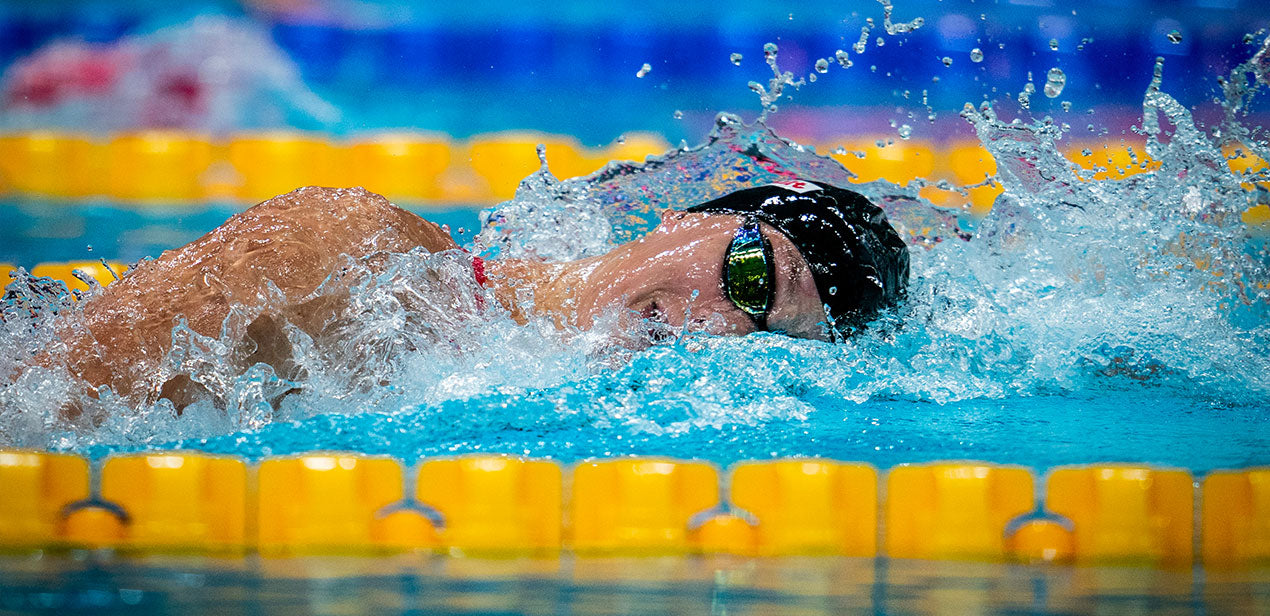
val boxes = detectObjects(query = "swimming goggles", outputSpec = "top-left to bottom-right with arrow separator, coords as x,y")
723,217 -> 775,331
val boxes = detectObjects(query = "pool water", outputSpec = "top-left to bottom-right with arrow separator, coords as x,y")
3,553 -> 1264,616
75,383 -> 1264,472
10,179 -> 1270,467
5,104 -> 1269,472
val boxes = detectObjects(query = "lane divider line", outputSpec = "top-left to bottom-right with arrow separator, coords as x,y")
0,450 -> 1264,567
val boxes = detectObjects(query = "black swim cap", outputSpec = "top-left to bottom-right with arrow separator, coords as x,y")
685,179 -> 909,335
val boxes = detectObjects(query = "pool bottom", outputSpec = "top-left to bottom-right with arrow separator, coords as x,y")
0,553 -> 1265,615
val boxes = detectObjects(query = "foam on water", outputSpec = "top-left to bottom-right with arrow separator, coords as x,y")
0,33 -> 1267,467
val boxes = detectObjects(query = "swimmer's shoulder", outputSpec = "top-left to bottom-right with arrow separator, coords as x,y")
245,185 -> 397,223
237,186 -> 457,254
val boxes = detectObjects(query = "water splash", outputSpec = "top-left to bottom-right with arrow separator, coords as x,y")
745,43 -> 804,118
0,31 -> 1267,464
878,0 -> 925,35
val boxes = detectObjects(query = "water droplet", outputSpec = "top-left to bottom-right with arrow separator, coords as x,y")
876,37 -> 885,47
1049,38 -> 1059,51
815,58 -> 830,73
1018,81 -> 1036,109
1061,100 -> 1073,112
85,245 -> 93,251
941,56 -> 953,67
764,42 -> 778,58
828,286 -> 838,296
1044,67 -> 1066,98
808,73 -> 818,82
897,124 -> 913,139
1167,29 -> 1183,44
673,110 -> 683,120
636,63 -> 651,78
853,25 -> 871,55
835,49 -> 852,68
870,65 -> 878,73
730,53 -> 743,66
969,48 -> 984,63
1148,55 -> 1166,93
998,42 -> 1005,50
1081,148 -> 1092,156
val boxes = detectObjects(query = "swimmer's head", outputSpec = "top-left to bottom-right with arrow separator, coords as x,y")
684,180 -> 910,336
570,180 -> 909,341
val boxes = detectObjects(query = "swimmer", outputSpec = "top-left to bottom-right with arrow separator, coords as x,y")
55,180 -> 908,408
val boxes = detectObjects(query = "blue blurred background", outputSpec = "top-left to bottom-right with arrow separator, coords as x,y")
2,0 -> 1267,143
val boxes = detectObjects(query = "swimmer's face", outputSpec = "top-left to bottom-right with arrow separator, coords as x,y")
578,211 -> 830,341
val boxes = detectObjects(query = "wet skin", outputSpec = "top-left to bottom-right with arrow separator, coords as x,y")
56,186 -> 828,409
496,209 -> 828,341
60,187 -> 457,405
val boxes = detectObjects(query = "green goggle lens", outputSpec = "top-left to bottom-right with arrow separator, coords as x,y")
723,220 -> 775,329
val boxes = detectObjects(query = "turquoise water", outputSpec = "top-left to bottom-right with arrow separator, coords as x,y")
3,554 -> 1263,616
7,200 -> 1266,470
127,392 -> 1269,470
6,111 -> 1270,471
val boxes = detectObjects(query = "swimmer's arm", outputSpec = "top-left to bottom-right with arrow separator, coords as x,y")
63,186 -> 457,401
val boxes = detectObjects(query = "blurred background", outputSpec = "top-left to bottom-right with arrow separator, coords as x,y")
2,0 -> 1269,278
